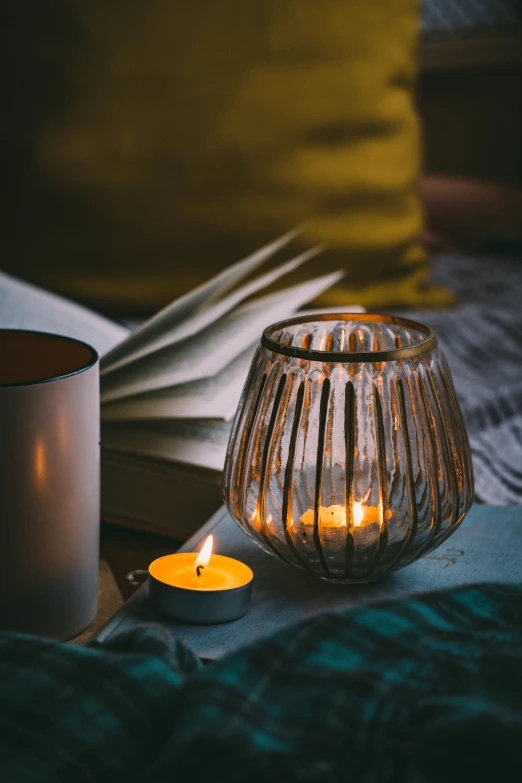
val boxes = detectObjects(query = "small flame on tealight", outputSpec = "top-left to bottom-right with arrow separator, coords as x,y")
353,502 -> 364,527
352,502 -> 387,527
194,535 -> 213,576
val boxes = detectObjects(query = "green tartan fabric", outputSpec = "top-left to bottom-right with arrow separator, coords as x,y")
1,583 -> 522,782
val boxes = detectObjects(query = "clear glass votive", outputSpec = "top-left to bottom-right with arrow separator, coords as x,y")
223,314 -> 474,583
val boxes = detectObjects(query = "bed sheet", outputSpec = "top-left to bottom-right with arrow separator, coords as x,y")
410,253 -> 522,505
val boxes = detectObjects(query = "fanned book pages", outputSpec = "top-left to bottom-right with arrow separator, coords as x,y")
0,232 -> 362,537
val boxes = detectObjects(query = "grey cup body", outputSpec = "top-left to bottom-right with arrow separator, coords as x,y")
0,332 -> 100,639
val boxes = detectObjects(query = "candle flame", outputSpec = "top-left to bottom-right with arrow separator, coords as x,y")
194,535 -> 213,574
353,502 -> 384,526
353,502 -> 364,527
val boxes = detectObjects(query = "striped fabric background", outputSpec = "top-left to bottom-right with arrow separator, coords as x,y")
422,0 -> 520,33
410,254 -> 522,505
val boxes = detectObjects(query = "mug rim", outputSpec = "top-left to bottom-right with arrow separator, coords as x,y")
0,329 -> 99,387
261,313 -> 438,363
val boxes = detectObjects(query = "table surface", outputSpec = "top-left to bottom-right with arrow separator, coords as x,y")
70,559 -> 124,645
93,505 -> 522,658
100,522 -> 183,601
67,523 -> 184,644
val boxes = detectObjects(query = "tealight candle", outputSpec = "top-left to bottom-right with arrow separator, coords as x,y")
148,535 -> 253,624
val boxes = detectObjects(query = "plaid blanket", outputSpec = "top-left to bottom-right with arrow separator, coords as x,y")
1,582 -> 522,781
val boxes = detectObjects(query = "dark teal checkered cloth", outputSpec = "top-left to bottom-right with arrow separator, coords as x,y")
1,583 -> 522,782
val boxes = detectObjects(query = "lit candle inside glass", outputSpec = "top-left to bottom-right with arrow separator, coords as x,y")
300,502 -> 382,530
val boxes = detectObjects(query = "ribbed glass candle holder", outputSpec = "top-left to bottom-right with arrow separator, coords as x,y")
223,314 -> 474,583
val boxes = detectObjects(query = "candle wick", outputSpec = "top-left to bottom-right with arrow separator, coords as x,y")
196,565 -> 204,578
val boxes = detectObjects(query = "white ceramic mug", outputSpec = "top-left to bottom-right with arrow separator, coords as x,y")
0,330 -> 100,639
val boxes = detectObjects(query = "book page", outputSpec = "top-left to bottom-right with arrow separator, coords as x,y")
100,229 -> 301,373
100,306 -> 366,423
0,271 -> 128,356
102,419 -> 232,472
100,270 -> 343,403
101,346 -> 256,423
101,245 -> 321,376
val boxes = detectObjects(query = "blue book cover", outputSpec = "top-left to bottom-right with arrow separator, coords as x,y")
93,505 -> 522,659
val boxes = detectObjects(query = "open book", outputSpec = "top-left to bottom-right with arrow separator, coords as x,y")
0,231 -> 361,538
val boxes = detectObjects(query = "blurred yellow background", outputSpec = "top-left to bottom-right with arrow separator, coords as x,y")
5,0 -> 453,314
